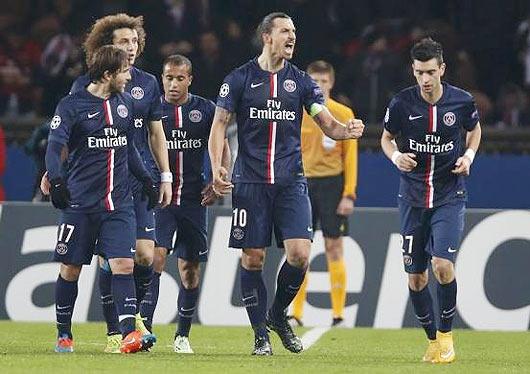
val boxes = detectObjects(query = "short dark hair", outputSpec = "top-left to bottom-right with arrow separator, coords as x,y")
88,45 -> 128,81
410,37 -> 444,65
256,12 -> 292,46
307,60 -> 335,81
163,54 -> 193,75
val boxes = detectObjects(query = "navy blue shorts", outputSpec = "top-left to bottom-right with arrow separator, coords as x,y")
229,182 -> 313,249
53,209 -> 136,265
155,204 -> 208,262
398,198 -> 465,273
133,189 -> 156,241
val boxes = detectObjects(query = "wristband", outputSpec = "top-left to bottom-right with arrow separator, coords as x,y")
160,172 -> 173,183
464,148 -> 475,164
391,151 -> 402,165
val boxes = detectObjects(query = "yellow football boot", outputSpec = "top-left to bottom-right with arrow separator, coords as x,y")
434,331 -> 456,363
422,339 -> 440,362
104,333 -> 122,354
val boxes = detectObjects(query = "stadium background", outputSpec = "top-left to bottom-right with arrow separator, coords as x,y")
0,0 -> 529,333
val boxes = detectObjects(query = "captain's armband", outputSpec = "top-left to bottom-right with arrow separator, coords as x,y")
309,103 -> 324,117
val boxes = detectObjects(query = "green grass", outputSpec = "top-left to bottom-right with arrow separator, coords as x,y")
0,322 -> 529,373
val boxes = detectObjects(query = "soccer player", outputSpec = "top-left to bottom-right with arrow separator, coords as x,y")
290,60 -> 358,327
70,14 -> 171,352
46,45 -> 158,354
209,12 -> 364,355
139,54 -> 230,354
380,38 -> 481,363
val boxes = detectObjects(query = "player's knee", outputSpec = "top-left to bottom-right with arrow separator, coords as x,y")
324,237 -> 343,261
134,239 -> 154,266
286,251 -> 309,269
108,258 -> 135,274
152,247 -> 167,273
241,249 -> 265,270
179,261 -> 200,289
431,258 -> 455,284
408,272 -> 428,291
60,264 -> 82,281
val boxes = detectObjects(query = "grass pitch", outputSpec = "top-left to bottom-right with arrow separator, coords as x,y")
0,321 -> 528,373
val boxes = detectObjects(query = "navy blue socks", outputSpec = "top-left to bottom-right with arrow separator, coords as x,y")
55,275 -> 78,338
409,286 -> 437,340
437,279 -> 457,333
176,287 -> 200,337
240,266 -> 268,337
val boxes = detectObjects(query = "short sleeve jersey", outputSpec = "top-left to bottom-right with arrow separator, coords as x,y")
216,58 -> 324,184
70,67 -> 162,189
48,89 -> 136,212
161,94 -> 215,206
384,83 -> 479,208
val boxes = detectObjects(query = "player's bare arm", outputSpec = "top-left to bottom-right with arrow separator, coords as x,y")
381,129 -> 418,172
452,121 -> 481,176
313,106 -> 364,140
208,106 -> 234,195
202,138 -> 231,206
148,120 -> 172,207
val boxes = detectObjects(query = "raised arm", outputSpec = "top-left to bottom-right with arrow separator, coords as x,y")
312,106 -> 364,140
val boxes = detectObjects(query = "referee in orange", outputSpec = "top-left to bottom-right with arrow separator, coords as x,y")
289,60 -> 358,327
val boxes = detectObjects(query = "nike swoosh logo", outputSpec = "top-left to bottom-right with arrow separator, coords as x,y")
307,226 -> 313,232
198,249 -> 209,255
250,82 -> 264,88
161,115 -> 168,119
440,349 -> 454,360
180,306 -> 195,312
448,247 -> 457,253
122,338 -> 136,345
130,248 -> 136,253
145,227 -> 155,232
88,111 -> 100,119
241,296 -> 255,302
56,305 -> 71,310
409,115 -> 422,120
125,297 -> 136,302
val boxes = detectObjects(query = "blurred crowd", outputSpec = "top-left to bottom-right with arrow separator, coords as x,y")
1,0 -> 530,127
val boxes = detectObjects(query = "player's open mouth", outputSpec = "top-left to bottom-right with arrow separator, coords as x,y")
285,42 -> 294,52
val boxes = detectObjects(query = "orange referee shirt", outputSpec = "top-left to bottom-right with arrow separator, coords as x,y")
301,98 -> 358,199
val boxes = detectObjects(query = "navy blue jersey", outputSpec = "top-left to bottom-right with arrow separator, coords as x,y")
384,83 -> 479,208
48,89 -> 136,212
71,66 -> 162,186
162,94 -> 215,206
216,58 -> 324,184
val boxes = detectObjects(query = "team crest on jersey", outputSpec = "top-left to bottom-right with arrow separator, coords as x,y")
117,104 -> 128,118
283,79 -> 296,92
403,255 -> 413,266
189,110 -> 202,123
50,115 -> 61,129
232,228 -> 245,240
131,86 -> 144,100
219,83 -> 229,98
56,243 -> 68,255
443,111 -> 456,126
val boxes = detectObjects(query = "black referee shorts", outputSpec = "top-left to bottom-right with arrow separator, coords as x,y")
307,174 -> 349,238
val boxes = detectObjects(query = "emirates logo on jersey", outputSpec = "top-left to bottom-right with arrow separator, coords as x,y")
443,111 -> 456,126
283,79 -> 296,92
